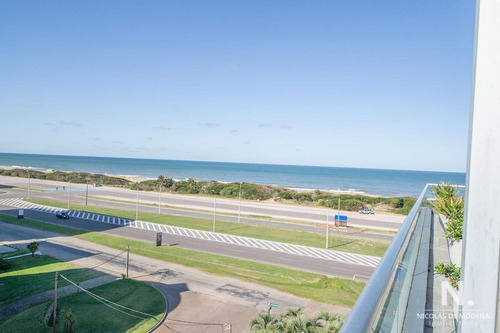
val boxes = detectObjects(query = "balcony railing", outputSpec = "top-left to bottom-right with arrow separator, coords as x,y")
341,184 -> 460,332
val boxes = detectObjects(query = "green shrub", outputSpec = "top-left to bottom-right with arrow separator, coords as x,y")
277,191 -> 294,200
444,217 -> 463,241
0,259 -> 12,270
340,199 -> 364,211
435,263 -> 461,290
432,182 -> 459,201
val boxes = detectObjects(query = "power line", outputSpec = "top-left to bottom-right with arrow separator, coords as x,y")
58,274 -> 156,320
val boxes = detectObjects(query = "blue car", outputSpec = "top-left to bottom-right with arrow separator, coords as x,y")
56,212 -> 70,220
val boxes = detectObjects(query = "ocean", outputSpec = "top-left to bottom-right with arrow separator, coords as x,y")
0,153 -> 465,198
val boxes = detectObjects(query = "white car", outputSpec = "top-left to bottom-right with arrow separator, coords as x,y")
358,208 -> 374,214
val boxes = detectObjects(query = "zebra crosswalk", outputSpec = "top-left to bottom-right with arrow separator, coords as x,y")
0,198 -> 381,267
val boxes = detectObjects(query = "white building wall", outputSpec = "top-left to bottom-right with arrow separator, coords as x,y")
460,0 -> 500,331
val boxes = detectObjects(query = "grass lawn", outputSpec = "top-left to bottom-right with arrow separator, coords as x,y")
0,254 -> 104,307
0,214 -> 366,307
0,248 -> 26,259
27,199 -> 389,257
0,279 -> 165,332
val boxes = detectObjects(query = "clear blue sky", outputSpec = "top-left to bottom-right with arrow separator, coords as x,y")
0,1 -> 475,172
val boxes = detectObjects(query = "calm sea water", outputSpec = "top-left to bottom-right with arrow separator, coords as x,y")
0,153 -> 465,197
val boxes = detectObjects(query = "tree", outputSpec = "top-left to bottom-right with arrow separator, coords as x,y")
157,175 -> 166,187
165,177 -> 174,188
279,308 -> 316,333
314,311 -> 344,333
27,241 -> 39,257
250,312 -> 278,332
61,308 -> 75,333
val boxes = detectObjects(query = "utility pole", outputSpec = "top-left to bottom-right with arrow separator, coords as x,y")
85,180 -> 89,206
125,245 -> 130,278
136,183 -> 139,220
213,190 -> 217,232
238,182 -> 242,223
325,200 -> 329,249
67,181 -> 71,209
52,272 -> 58,332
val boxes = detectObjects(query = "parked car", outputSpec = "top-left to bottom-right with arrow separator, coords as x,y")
358,208 -> 374,214
56,212 -> 70,220
93,183 -> 102,187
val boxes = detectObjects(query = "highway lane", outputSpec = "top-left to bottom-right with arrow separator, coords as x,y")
0,205 -> 375,280
0,181 -> 395,241
0,176 -> 404,231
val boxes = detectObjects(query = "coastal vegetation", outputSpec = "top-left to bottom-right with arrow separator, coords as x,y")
26,199 -> 390,256
0,168 -> 130,187
0,213 -> 365,307
0,168 -> 416,214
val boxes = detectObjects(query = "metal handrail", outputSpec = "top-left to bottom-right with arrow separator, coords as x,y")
340,183 -> 431,332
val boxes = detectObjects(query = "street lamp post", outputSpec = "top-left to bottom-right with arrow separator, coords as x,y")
27,169 -> 31,199
213,190 -> 217,232
158,184 -> 162,214
68,182 -> 71,209
337,196 -> 341,233
85,180 -> 89,206
325,200 -> 329,249
136,183 -> 139,220
238,182 -> 242,223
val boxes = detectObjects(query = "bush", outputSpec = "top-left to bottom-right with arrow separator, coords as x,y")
340,199 -> 364,211
435,263 -> 461,290
0,259 -> 12,270
444,217 -> 463,241
277,191 -> 294,200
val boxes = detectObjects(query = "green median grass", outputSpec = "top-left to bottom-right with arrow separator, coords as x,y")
0,214 -> 365,307
0,254 -> 104,307
27,198 -> 389,257
0,279 -> 165,332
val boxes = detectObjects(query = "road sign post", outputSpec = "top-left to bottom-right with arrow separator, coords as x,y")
267,302 -> 278,314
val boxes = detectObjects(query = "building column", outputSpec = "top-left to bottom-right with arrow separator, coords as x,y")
460,0 -> 500,331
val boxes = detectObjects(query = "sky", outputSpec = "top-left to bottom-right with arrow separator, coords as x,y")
0,1 -> 476,172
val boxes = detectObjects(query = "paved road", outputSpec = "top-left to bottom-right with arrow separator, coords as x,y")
0,198 -> 380,268
0,176 -> 400,238
0,202 -> 375,280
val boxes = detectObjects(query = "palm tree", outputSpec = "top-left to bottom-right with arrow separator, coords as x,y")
281,307 -> 303,319
250,312 -> 279,332
314,311 -> 344,333
279,308 -> 317,333
282,317 -> 316,333
157,175 -> 166,187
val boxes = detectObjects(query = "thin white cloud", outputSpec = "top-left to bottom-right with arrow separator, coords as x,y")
198,122 -> 220,127
62,121 -> 83,127
281,123 -> 293,129
156,126 -> 171,131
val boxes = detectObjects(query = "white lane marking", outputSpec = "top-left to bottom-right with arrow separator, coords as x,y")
0,198 -> 381,267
